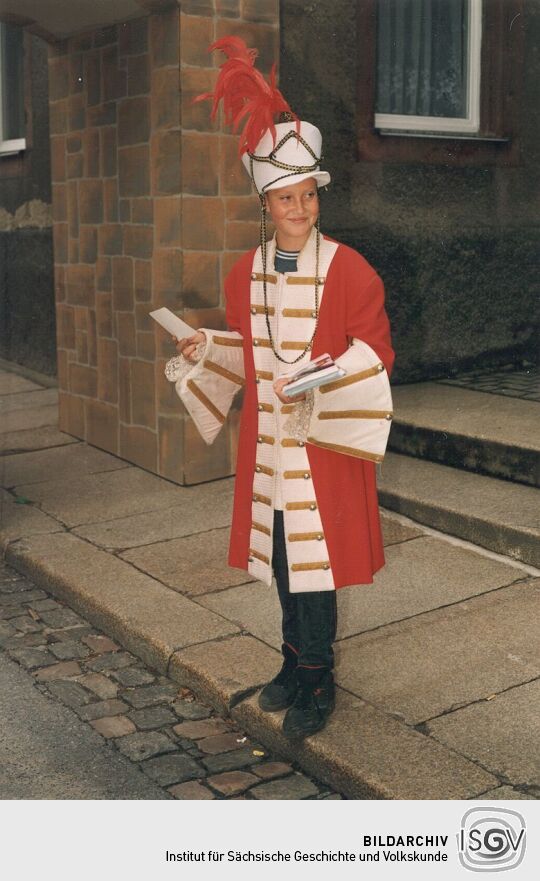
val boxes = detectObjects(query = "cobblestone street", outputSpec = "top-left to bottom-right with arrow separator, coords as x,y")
0,558 -> 340,800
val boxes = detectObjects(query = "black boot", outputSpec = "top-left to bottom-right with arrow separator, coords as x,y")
258,643 -> 298,712
282,666 -> 335,739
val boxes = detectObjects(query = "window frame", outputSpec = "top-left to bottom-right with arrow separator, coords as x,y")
357,0 -> 524,166
0,21 -> 27,156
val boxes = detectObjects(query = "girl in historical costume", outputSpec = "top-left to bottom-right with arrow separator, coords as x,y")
165,38 -> 394,739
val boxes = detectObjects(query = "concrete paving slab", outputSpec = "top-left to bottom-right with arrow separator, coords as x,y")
337,581 -> 540,724
5,531 -> 239,674
379,453 -> 540,566
73,478 -> 235,550
0,388 -> 59,432
121,528 -> 255,595
199,581 -> 282,651
0,488 -> 63,548
337,535 -> 522,637
0,373 -> 44,394
380,514 -> 424,546
1,443 -> 129,487
231,691 -> 498,800
427,679 -> 540,787
169,635 -> 281,714
473,786 -> 537,801
0,425 -> 77,455
12,467 -> 185,527
200,536 -> 521,647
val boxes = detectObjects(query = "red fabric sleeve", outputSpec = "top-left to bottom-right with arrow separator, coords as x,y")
346,272 -> 395,377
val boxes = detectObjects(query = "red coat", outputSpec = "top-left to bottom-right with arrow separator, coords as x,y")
223,235 -> 394,589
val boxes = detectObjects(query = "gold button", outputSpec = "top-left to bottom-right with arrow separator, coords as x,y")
317,534 -> 323,541
255,377 -> 260,384
298,441 -> 305,447
251,306 -> 257,315
317,277 -> 325,285
323,562 -> 330,570
248,556 -> 254,562
311,311 -> 317,319
253,339 -> 259,347
255,465 -> 261,473
386,413 -> 392,420
377,363 -> 384,372
257,436 -> 263,443
252,495 -> 258,502
251,273 -> 257,281
258,403 -> 263,411
303,472 -> 310,479
309,503 -> 317,511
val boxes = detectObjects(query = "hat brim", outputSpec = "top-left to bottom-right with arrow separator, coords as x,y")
263,170 -> 331,192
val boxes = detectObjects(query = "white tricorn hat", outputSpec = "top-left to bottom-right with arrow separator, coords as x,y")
241,119 -> 331,194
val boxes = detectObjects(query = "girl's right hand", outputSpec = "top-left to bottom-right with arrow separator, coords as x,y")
172,331 -> 206,363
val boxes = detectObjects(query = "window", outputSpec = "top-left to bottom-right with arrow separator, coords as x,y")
0,23 -> 26,155
375,0 -> 482,136
357,0 -> 524,165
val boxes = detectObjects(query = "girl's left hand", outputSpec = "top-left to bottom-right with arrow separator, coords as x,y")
273,377 -> 306,404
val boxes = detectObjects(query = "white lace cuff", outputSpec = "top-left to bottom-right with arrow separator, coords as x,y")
282,389 -> 315,442
164,339 -> 207,383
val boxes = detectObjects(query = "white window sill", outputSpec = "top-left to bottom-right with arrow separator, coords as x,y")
0,138 -> 26,156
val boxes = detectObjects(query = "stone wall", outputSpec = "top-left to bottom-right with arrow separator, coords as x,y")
50,2 -> 278,484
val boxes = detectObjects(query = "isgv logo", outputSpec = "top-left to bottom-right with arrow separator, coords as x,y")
458,807 -> 526,872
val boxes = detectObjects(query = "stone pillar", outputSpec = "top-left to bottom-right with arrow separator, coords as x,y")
49,1 -> 279,485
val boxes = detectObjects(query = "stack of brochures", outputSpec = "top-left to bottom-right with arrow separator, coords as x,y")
282,354 -> 346,397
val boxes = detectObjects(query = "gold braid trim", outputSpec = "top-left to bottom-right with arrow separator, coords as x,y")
252,492 -> 272,506
288,532 -> 325,542
282,308 -> 317,318
187,380 -> 225,424
307,436 -> 384,462
320,363 -> 385,393
286,501 -> 317,510
286,276 -> 325,285
203,360 -> 244,386
291,561 -> 330,572
249,548 -> 270,564
284,470 -> 312,479
252,520 -> 271,536
318,409 -> 392,420
251,273 -> 277,284
281,341 -> 311,350
251,303 -> 275,315
212,335 -> 243,347
255,463 -> 274,476
256,369 -> 274,381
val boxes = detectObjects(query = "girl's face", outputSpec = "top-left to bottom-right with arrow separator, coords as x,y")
264,178 -> 319,249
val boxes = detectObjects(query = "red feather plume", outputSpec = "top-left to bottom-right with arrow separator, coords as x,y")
193,36 -> 298,155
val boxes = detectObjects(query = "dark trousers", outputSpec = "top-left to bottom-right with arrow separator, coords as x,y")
272,510 -> 337,669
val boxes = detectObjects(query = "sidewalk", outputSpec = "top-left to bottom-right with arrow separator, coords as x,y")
1,364 -> 539,800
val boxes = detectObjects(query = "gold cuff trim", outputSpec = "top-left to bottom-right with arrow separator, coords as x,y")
255,463 -> 274,476
251,272 -> 277,284
257,402 -> 274,413
203,359 -> 244,386
257,434 -> 275,445
252,520 -> 271,536
284,470 -> 311,479
291,561 -> 330,572
307,436 -> 384,462
281,438 -> 306,447
286,276 -> 325,285
288,532 -> 325,542
250,303 -> 275,315
281,404 -> 295,414
286,501 -> 317,511
320,363 -> 385,393
256,370 -> 274,381
253,338 -> 272,348
186,380 -> 225,425
281,341 -> 310,350
318,409 -> 393,420
282,308 -> 316,318
253,492 -> 272,506
249,548 -> 270,564
212,335 -> 243,348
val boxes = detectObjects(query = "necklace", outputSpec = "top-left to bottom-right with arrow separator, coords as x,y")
259,205 -> 322,365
